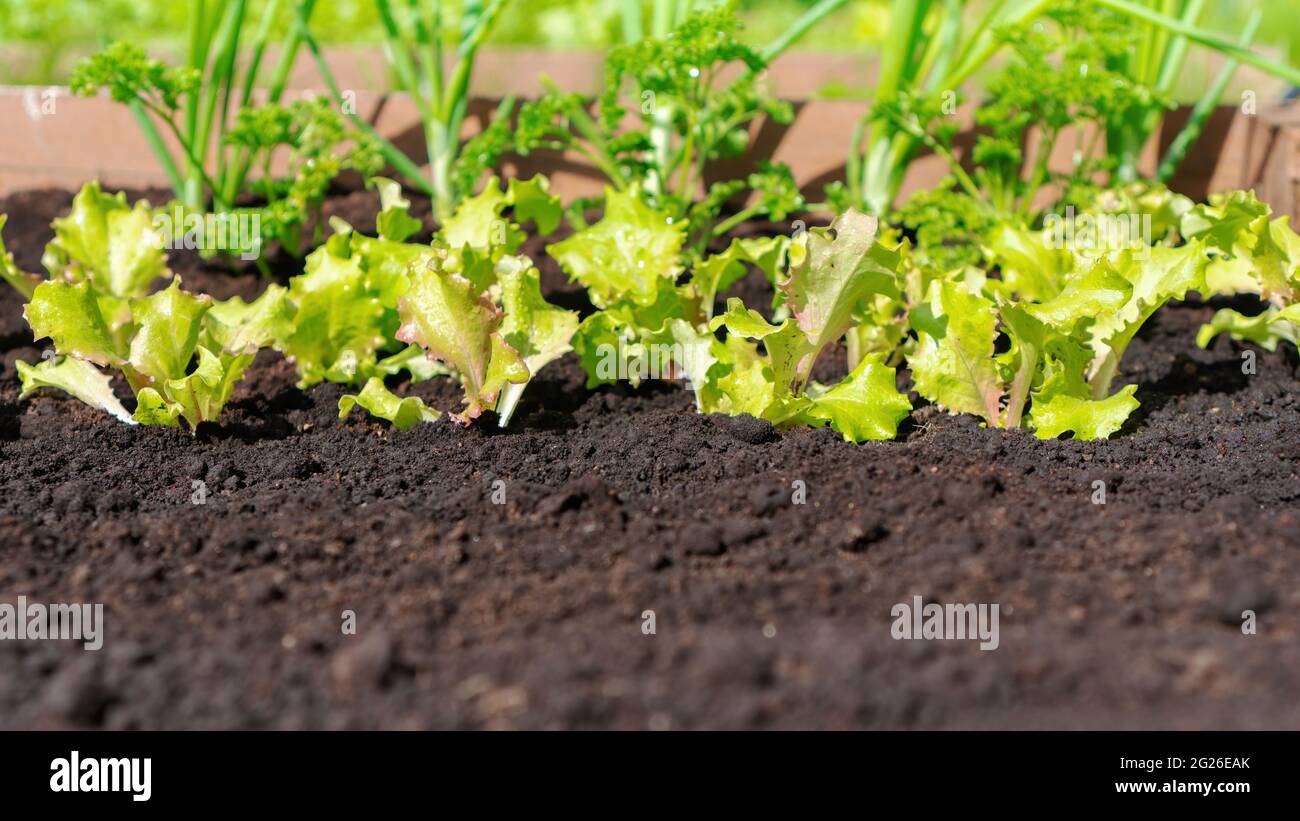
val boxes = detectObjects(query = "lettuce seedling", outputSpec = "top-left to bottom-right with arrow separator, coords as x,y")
437,175 -> 563,270
2,182 -> 169,345
8,186 -> 286,427
910,280 -> 1138,440
19,277 -> 289,429
1185,191 -> 1300,353
326,177 -> 573,430
276,220 -> 419,388
701,210 -> 912,442
844,228 -> 983,372
1183,191 -> 1298,306
550,185 -> 786,405
1035,243 -> 1207,397
277,174 -> 561,390
910,234 -> 1207,439
389,249 -> 577,428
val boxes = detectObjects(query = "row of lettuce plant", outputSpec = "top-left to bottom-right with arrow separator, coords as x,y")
4,173 -> 1295,441
2,2 -> 1298,441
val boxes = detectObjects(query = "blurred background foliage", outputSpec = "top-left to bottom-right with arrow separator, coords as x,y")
0,0 -> 1294,90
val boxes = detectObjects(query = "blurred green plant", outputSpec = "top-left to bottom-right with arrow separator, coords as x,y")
832,0 -> 1297,217
66,1 -> 383,263
297,0 -> 513,220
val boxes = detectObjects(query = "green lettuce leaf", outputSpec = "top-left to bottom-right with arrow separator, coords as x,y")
708,296 -> 807,395
706,334 -> 776,418
778,210 -> 901,387
205,285 -> 294,355
397,252 -> 529,425
571,312 -> 626,389
17,356 -> 135,424
546,185 -> 685,309
439,175 -> 562,261
495,256 -> 579,426
690,235 -> 788,320
282,241 -> 402,387
0,216 -> 40,299
985,223 -> 1067,301
24,279 -> 123,366
1029,384 -> 1138,440
802,354 -> 911,442
155,345 -> 253,429
372,177 -> 423,243
339,377 -> 441,430
1197,304 -> 1300,352
1030,243 -> 1206,397
124,278 -> 212,391
1025,334 -> 1137,440
43,181 -> 167,301
507,176 -> 563,236
1183,191 -> 1298,303
131,387 -> 183,426
909,281 -> 1004,427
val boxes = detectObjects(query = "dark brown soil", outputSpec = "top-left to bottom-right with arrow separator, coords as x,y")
1,187 -> 1298,730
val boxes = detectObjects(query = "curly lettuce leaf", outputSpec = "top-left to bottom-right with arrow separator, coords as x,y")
0,216 -> 40,299
985,223 -> 1067,301
397,254 -> 528,425
571,312 -> 624,389
706,334 -> 776,419
124,278 -> 212,390
1028,338 -> 1138,440
546,185 -> 685,309
1080,243 -> 1206,394
1181,190 -> 1271,255
16,356 -> 135,424
1183,191 -> 1298,303
507,176 -> 563,237
909,281 -> 1004,427
1029,385 -> 1138,440
690,235 -> 788,320
24,279 -> 123,366
1198,304 -> 1300,352
495,256 -> 579,426
779,210 -> 901,382
439,175 -> 562,260
205,285 -> 294,355
440,176 -> 517,256
43,181 -> 167,300
708,296 -> 808,395
802,354 -> 911,442
131,387 -> 183,426
282,242 -> 401,387
156,345 -> 252,428
339,377 -> 441,430
1030,243 -> 1205,395
372,177 -> 423,243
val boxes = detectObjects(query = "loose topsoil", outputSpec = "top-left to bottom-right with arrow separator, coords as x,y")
1,187 -> 1298,730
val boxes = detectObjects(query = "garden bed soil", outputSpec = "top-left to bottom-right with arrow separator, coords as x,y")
1,187 -> 1299,730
